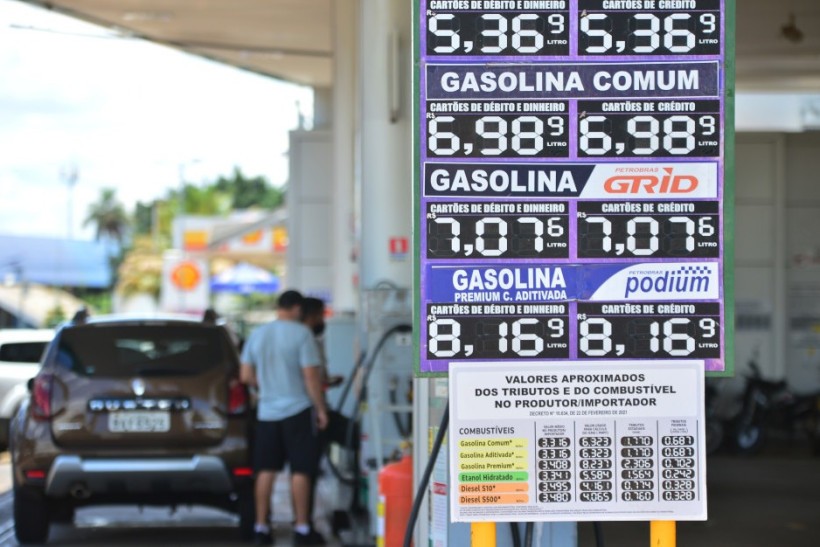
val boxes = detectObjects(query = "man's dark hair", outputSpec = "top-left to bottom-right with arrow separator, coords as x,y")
300,297 -> 325,321
277,290 -> 304,310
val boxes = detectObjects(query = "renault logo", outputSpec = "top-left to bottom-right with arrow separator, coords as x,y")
131,378 -> 146,397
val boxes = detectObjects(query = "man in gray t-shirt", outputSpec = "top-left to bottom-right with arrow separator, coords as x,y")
240,290 -> 328,546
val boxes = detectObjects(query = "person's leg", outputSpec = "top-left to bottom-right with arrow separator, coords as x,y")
284,408 -> 325,544
255,470 -> 276,526
253,419 -> 286,536
291,472 -> 312,527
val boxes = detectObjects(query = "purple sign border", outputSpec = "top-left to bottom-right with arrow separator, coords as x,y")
417,0 -> 727,374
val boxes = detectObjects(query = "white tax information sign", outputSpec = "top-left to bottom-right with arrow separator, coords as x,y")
448,361 -> 706,522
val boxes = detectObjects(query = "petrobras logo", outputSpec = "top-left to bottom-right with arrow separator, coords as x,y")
580,163 -> 718,199
587,263 -> 720,302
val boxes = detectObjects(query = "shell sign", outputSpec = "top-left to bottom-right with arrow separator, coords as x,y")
170,261 -> 202,291
161,254 -> 209,313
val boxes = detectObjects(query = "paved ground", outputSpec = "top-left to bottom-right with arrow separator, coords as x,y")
578,443 -> 820,547
0,444 -> 816,546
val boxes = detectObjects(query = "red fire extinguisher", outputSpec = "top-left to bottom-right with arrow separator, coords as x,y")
377,454 -> 413,547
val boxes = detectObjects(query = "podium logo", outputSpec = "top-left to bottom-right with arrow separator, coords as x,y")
624,265 -> 712,299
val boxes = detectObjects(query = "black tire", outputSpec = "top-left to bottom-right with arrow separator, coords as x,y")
237,486 -> 255,542
50,502 -> 75,524
705,420 -> 724,455
14,485 -> 50,544
734,423 -> 765,455
0,417 -> 10,451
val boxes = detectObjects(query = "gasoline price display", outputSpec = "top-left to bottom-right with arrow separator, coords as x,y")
577,201 -> 720,259
577,101 -> 720,158
426,5 -> 570,57
578,0 -> 721,57
427,101 -> 569,158
576,302 -> 721,359
427,201 -> 569,259
426,303 -> 569,360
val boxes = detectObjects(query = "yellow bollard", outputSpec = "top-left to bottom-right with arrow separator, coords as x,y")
471,522 -> 497,547
650,520 -> 676,547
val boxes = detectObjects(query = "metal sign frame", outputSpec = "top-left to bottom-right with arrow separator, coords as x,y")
413,0 -> 735,376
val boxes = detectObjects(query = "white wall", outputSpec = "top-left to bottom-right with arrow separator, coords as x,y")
735,133 -> 820,390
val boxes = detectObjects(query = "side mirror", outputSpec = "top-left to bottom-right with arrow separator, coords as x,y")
27,377 -> 35,393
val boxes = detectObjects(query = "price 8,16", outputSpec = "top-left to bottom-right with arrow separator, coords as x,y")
577,314 -> 722,359
426,314 -> 569,360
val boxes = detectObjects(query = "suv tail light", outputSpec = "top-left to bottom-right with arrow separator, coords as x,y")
32,373 -> 53,421
228,378 -> 248,415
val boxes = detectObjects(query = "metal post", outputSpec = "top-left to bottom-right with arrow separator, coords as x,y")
650,520 -> 676,547
61,164 -> 78,240
471,522 -> 496,547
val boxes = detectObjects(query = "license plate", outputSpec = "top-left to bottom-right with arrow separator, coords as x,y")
108,411 -> 170,433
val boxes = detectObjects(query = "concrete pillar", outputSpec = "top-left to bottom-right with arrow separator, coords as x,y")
331,0 -> 359,313
357,0 -> 412,290
313,86 -> 333,130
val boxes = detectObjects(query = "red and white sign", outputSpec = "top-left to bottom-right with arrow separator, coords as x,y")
389,237 -> 409,261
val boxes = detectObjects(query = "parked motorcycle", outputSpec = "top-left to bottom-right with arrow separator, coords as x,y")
704,378 -> 726,455
731,357 -> 820,455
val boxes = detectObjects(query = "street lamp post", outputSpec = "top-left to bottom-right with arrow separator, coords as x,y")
61,164 -> 79,240
177,159 -> 201,251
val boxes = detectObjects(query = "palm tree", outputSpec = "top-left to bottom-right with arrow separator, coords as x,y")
84,188 -> 128,245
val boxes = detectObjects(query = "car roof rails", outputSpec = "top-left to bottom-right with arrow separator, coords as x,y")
71,307 -> 90,325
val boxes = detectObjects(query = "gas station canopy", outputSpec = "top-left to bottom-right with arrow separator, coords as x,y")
22,0 -> 333,87
20,0 -> 820,91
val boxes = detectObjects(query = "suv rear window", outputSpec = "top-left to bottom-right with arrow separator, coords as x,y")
54,325 -> 229,377
0,342 -> 47,363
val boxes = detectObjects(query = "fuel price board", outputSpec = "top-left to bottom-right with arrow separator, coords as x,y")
414,0 -> 733,376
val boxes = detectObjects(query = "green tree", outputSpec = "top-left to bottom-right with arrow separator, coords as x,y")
215,167 -> 284,209
181,184 -> 232,215
133,201 -> 154,236
44,305 -> 66,328
84,188 -> 129,244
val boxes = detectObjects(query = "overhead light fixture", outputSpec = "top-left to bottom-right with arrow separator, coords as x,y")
781,13 -> 804,44
123,11 -> 173,23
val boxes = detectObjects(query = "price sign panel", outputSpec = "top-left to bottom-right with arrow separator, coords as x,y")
414,0 -> 734,378
448,361 -> 708,522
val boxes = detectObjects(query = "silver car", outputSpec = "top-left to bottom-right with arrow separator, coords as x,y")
0,329 -> 54,447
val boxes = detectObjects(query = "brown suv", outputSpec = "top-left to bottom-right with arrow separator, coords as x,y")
10,313 -> 254,544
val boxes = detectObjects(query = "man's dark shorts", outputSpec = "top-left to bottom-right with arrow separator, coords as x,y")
254,407 -> 320,475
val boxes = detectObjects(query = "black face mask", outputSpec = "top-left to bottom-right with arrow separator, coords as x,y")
312,323 -> 326,336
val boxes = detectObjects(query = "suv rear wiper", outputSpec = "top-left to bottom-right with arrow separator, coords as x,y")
135,367 -> 198,377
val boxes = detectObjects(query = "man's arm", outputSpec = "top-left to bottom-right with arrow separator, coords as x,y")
240,363 -> 258,388
302,365 -> 328,430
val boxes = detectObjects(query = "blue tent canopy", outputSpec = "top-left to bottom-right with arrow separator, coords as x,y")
0,235 -> 112,288
210,262 -> 280,295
